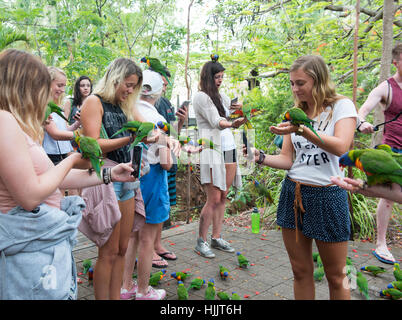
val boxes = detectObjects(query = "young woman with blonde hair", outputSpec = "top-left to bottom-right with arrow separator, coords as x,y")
245,55 -> 357,300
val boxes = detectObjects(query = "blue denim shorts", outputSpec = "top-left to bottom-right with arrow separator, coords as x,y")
112,181 -> 135,202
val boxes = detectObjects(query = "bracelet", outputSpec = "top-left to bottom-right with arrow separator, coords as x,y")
102,167 -> 112,184
356,120 -> 365,132
295,124 -> 304,136
256,150 -> 266,164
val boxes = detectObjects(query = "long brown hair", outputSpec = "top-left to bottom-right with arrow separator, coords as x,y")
0,49 -> 51,142
199,61 -> 226,117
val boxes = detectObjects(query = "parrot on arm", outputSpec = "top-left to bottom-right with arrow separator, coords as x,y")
236,252 -> 250,269
229,105 -> 263,129
219,265 -> 229,280
187,277 -> 205,290
156,121 -> 178,138
74,132 -> 104,179
204,279 -> 216,300
130,122 -> 156,149
140,57 -> 171,85
339,149 -> 402,186
379,288 -> 402,300
283,107 -> 324,144
110,120 -> 142,138
394,263 -> 402,281
360,265 -> 387,276
45,101 -> 69,122
149,269 -> 166,286
356,271 -> 370,300
177,281 -> 189,300
252,180 -> 274,204
82,259 -> 92,275
217,291 -> 230,300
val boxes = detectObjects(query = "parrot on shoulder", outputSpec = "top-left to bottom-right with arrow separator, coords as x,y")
252,180 -> 273,204
140,57 -> 171,85
111,120 -> 142,138
45,101 -> 69,122
339,149 -> 402,186
360,265 -> 386,276
187,277 -> 205,290
149,269 -> 166,286
379,288 -> 402,300
204,279 -> 216,300
177,281 -> 189,300
283,107 -> 324,144
236,252 -> 250,269
219,265 -> 229,280
356,271 -> 370,300
74,132 -> 104,179
130,122 -> 156,149
394,263 -> 402,281
217,291 -> 230,300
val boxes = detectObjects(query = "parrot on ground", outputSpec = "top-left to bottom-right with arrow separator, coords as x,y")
394,263 -> 402,281
219,265 -> 229,280
74,132 -> 104,179
313,266 -> 325,281
339,149 -> 402,186
379,288 -> 402,300
356,271 -> 370,300
130,122 -> 156,149
375,144 -> 402,166
171,271 -> 190,282
387,281 -> 402,291
283,107 -> 324,144
111,120 -> 142,138
360,265 -> 387,276
156,121 -> 178,138
252,180 -> 274,204
345,264 -> 357,279
346,256 -> 354,266
231,292 -> 241,300
197,138 -> 219,151
316,255 -> 323,268
45,101 -> 69,122
217,291 -> 230,300
204,279 -> 216,300
312,252 -> 320,262
82,259 -> 92,274
140,57 -> 171,85
177,281 -> 189,300
149,269 -> 166,286
236,252 -> 250,269
187,277 -> 205,290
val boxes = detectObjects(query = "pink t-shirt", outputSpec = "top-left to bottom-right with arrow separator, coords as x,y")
382,77 -> 402,149
0,132 -> 62,213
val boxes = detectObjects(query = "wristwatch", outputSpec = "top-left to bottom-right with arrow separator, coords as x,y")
256,149 -> 266,164
295,124 -> 304,136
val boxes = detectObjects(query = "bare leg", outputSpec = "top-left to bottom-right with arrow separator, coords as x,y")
375,198 -> 395,261
122,231 -> 139,291
199,183 -> 222,241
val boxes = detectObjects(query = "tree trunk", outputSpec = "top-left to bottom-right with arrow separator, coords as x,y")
371,0 -> 395,147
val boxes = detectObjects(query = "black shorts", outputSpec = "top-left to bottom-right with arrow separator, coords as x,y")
223,149 -> 237,164
47,153 -> 68,165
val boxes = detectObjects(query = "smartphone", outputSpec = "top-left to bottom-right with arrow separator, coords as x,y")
231,97 -> 238,105
243,131 -> 253,156
131,145 -> 143,178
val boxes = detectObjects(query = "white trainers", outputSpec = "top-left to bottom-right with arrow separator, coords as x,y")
211,237 -> 235,253
195,237 -> 215,258
135,286 -> 166,300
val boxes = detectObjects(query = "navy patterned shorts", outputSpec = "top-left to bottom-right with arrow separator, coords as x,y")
276,177 -> 350,242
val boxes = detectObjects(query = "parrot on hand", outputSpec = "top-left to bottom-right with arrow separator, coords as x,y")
356,271 -> 370,300
177,281 -> 189,300
111,120 -> 142,138
187,277 -> 205,290
339,149 -> 402,186
156,121 -> 178,138
236,252 -> 250,269
74,132 -> 104,179
313,266 -> 325,281
360,265 -> 387,276
149,269 -> 166,286
231,291 -> 241,300
219,265 -> 229,280
229,106 -> 263,129
204,279 -> 216,300
130,122 -> 156,149
45,101 -> 69,122
394,263 -> 402,281
178,135 -> 193,146
387,281 -> 402,291
283,107 -> 324,144
252,180 -> 274,204
379,288 -> 402,300
217,291 -> 230,300
82,259 -> 92,274
197,138 -> 219,151
140,57 -> 171,85
171,271 -> 190,282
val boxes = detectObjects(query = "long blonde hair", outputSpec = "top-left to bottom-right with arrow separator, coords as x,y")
48,66 -> 66,106
290,55 -> 345,118
0,49 -> 51,142
93,58 -> 143,121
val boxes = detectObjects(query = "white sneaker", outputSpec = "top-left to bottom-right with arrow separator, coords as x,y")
135,286 -> 166,300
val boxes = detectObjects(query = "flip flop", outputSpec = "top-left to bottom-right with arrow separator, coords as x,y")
152,257 -> 168,268
372,249 -> 396,265
157,251 -> 177,261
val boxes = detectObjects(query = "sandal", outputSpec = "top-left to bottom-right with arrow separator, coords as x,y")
157,251 -> 177,261
372,249 -> 396,265
152,257 -> 168,269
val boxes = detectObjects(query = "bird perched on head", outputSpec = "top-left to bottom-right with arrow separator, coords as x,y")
177,281 -> 189,300
217,291 -> 230,300
130,121 -> 156,149
360,265 -> 387,276
379,288 -> 402,300
74,132 -> 104,179
219,265 -> 229,280
149,269 -> 166,286
339,149 -> 402,186
111,120 -> 142,138
283,107 -> 324,144
356,271 -> 369,300
82,259 -> 92,274
171,271 -> 190,282
252,180 -> 273,204
210,54 -> 219,62
394,263 -> 402,281
204,279 -> 216,300
140,57 -> 171,85
236,252 -> 250,269
156,121 -> 178,138
45,101 -> 69,122
187,277 -> 205,290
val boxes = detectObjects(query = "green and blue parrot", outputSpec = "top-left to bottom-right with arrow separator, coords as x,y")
130,121 -> 156,149
236,252 -> 250,269
252,180 -> 274,204
74,132 -> 104,179
360,265 -> 386,276
177,281 -> 189,300
204,279 -> 216,300
149,269 -> 166,286
394,263 -> 402,281
356,271 -> 370,300
187,277 -> 205,290
219,265 -> 229,280
45,101 -> 69,122
111,120 -> 142,138
140,56 -> 171,85
217,291 -> 230,300
379,288 -> 402,300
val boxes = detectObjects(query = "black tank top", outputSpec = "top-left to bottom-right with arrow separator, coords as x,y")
95,94 -> 131,164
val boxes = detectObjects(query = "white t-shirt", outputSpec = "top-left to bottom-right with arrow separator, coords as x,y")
42,113 -> 73,155
288,98 -> 357,186
220,92 -> 236,151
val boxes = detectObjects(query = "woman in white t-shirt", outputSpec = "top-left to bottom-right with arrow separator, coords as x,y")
245,55 -> 357,300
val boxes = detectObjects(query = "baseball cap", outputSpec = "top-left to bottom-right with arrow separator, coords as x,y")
141,69 -> 163,96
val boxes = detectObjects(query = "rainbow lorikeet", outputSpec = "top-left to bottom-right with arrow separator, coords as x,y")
177,281 -> 189,300
82,259 -> 92,274
149,269 -> 166,286
360,265 -> 387,276
312,252 -> 320,262
229,106 -> 263,129
74,132 -> 104,179
45,101 -> 69,122
210,54 -> 219,62
219,265 -> 229,280
236,252 -> 249,269
187,277 -> 205,290
171,271 -> 190,282
156,121 -> 178,138
339,149 -> 402,186
356,271 -> 370,300
204,279 -> 216,300
252,180 -> 273,204
316,255 -> 323,268
197,138 -> 219,151
379,288 -> 402,300
394,263 -> 402,281
375,144 -> 402,166
387,281 -> 402,291
283,107 -> 324,144
178,135 -> 193,146
313,266 -> 325,281
217,291 -> 230,300
231,291 -> 241,300
111,120 -> 142,138
130,122 -> 155,149
140,57 -> 171,85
